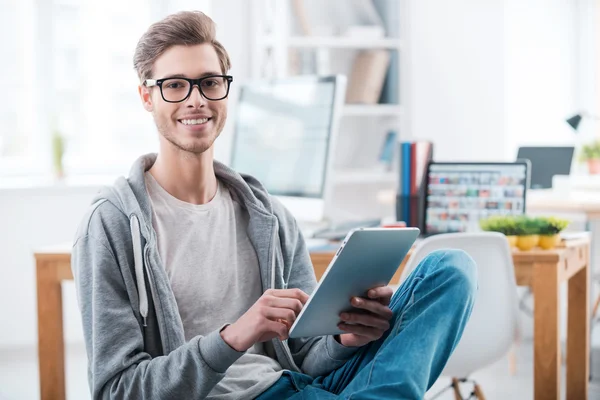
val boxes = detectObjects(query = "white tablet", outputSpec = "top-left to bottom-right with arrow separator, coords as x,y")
288,227 -> 420,338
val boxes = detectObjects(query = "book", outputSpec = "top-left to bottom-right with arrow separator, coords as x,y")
414,141 -> 433,193
346,50 -> 391,104
379,130 -> 397,170
372,0 -> 400,104
396,141 -> 434,228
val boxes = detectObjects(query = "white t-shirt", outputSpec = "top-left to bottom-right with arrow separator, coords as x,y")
145,172 -> 283,399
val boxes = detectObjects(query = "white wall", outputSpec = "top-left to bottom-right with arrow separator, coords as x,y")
408,0 -> 583,162
0,185 -> 100,348
504,0 -> 579,159
408,0 -> 507,161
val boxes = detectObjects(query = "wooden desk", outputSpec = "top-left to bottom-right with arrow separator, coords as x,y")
527,191 -> 600,274
527,192 -> 600,219
527,192 -> 600,320
36,239 -> 590,400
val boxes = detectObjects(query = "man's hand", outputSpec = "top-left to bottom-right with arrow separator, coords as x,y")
220,288 -> 309,352
337,285 -> 394,348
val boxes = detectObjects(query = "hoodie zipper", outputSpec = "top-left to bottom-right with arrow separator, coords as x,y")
270,219 -> 299,371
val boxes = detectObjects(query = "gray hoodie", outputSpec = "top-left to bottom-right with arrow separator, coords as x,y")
72,154 -> 357,399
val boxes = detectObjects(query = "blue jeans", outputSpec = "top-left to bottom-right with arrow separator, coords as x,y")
256,249 -> 477,400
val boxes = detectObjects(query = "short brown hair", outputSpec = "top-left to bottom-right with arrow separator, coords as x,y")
133,11 -> 231,82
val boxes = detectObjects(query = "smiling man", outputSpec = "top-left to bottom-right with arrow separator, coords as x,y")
72,10 -> 478,400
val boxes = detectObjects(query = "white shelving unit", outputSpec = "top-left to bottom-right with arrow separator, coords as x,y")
334,168 -> 396,184
249,0 -> 409,221
342,104 -> 404,117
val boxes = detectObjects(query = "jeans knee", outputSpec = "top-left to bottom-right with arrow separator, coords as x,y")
444,249 -> 477,299
421,249 -> 478,298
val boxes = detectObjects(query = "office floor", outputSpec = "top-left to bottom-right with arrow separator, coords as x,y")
1,340 -> 599,400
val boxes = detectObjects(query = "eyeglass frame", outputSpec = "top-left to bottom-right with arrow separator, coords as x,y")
144,74 -> 234,103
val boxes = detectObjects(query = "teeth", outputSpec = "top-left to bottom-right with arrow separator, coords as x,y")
181,118 -> 209,125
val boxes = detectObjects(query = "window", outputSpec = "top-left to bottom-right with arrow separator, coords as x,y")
0,0 -> 211,179
0,0 -> 37,176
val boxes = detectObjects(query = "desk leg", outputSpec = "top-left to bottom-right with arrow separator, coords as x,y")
567,264 -> 590,399
36,260 -> 66,400
533,262 -> 561,400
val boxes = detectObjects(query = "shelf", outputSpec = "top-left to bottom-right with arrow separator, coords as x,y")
342,104 -> 403,117
264,36 -> 403,50
333,169 -> 396,185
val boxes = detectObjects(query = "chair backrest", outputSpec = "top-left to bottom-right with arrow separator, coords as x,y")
400,232 -> 519,377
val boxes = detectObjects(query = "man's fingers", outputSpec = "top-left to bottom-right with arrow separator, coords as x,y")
367,286 -> 394,305
275,318 -> 291,329
338,323 -> 383,339
266,288 -> 310,305
340,312 -> 390,331
266,320 -> 289,341
265,307 -> 298,326
351,297 -> 393,319
264,296 -> 304,314
292,289 -> 310,305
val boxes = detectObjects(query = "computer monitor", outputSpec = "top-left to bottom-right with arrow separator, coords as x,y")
516,146 -> 574,189
423,162 -> 530,235
229,75 -> 346,223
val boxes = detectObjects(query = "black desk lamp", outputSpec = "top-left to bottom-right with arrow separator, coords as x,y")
566,112 -> 600,131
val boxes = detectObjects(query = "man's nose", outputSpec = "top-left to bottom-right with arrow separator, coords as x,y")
186,85 -> 207,107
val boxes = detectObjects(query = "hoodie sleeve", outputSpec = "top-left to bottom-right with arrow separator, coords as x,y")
72,210 -> 244,399
272,201 -> 359,377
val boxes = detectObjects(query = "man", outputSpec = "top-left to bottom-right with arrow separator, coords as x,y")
72,10 -> 477,399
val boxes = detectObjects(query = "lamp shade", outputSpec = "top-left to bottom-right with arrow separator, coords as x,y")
566,114 -> 583,131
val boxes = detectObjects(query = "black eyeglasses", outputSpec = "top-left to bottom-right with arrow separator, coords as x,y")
144,75 -> 233,103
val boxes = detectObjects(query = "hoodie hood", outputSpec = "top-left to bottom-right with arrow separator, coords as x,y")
93,153 -> 275,237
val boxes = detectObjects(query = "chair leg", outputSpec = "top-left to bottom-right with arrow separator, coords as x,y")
508,347 -> 517,376
592,294 -> 600,321
508,328 -> 521,375
451,378 -> 462,400
473,383 -> 486,400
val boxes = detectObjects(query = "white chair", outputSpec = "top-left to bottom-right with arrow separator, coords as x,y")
399,232 -> 520,400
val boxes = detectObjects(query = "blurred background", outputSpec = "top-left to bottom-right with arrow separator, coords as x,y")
0,0 -> 598,399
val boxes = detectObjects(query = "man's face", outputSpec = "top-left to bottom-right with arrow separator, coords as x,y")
139,43 -> 228,155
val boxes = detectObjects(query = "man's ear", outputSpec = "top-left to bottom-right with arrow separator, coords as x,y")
138,84 -> 154,112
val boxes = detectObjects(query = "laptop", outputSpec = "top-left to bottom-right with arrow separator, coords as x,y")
516,146 -> 574,189
421,161 -> 530,236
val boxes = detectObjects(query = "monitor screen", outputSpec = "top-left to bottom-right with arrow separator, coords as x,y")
516,146 -> 574,189
424,162 -> 529,235
230,76 -> 342,199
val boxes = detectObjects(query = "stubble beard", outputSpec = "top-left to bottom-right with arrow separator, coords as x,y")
154,112 -> 226,155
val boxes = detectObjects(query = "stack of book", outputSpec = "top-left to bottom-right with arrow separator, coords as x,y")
397,141 -> 434,229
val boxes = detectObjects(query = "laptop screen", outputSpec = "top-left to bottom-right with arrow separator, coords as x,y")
516,146 -> 574,189
424,162 -> 529,235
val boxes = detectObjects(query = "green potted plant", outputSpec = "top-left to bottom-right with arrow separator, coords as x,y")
479,215 -> 518,247
502,217 -> 520,247
514,216 -> 541,251
52,128 -> 65,179
536,216 -> 569,249
578,140 -> 600,174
